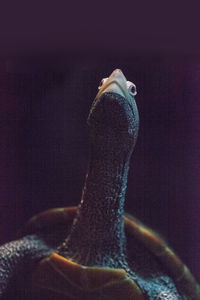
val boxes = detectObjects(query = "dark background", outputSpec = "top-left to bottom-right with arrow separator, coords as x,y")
0,55 -> 200,282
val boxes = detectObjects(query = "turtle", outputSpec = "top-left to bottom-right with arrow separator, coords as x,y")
0,69 -> 199,300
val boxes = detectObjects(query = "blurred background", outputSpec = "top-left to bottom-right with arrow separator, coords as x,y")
0,55 -> 199,281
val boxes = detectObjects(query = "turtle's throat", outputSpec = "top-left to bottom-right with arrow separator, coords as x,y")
59,142 -> 131,268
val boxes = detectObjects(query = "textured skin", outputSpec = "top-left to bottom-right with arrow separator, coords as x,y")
58,92 -> 139,268
0,235 -> 52,297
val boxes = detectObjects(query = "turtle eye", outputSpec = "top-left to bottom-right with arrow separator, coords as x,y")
127,81 -> 137,96
98,78 -> 108,90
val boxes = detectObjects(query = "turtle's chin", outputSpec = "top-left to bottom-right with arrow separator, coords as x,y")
88,92 -> 138,138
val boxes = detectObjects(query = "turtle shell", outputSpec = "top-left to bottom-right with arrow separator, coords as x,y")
21,206 -> 200,300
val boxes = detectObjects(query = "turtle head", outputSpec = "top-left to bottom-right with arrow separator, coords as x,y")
87,69 -> 139,158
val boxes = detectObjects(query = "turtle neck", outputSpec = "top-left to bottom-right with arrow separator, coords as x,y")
58,91 -> 139,268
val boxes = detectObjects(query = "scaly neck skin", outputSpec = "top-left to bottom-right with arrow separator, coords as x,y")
58,90 -> 138,268
60,134 -> 133,267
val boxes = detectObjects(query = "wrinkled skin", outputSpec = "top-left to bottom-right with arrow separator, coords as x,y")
0,70 -> 183,299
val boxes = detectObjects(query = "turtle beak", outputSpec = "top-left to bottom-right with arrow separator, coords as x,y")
97,69 -> 130,100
